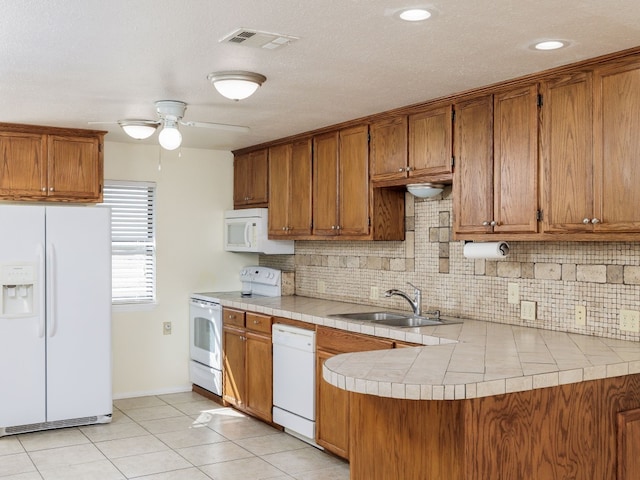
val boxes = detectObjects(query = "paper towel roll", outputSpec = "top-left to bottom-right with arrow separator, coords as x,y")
463,241 -> 510,259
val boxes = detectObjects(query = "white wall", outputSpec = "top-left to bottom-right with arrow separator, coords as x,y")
104,142 -> 257,398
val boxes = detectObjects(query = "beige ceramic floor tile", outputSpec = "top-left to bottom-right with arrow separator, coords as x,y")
28,443 -> 106,470
130,467 -> 212,480
0,473 -> 43,480
0,436 -> 25,455
123,405 -> 186,422
158,391 -> 208,405
235,432 -> 308,456
94,434 -> 168,459
113,396 -> 166,411
177,441 -> 254,466
173,399 -> 226,416
111,450 -> 193,478
38,459 -> 125,480
156,426 -> 226,449
208,416 -> 281,441
79,420 -> 148,443
261,447 -> 346,475
0,452 -> 37,477
139,415 -> 209,435
292,463 -> 351,480
18,428 -> 89,452
200,456 -> 287,479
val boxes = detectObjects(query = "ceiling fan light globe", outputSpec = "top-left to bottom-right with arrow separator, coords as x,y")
120,123 -> 157,140
158,126 -> 182,150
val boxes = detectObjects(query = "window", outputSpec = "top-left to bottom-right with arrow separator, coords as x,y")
100,180 -> 157,305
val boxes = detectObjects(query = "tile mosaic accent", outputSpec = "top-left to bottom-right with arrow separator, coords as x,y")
261,192 -> 640,341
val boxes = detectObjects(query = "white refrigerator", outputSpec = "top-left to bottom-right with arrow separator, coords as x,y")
0,205 -> 112,436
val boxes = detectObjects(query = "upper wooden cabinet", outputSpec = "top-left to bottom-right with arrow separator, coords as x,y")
313,126 -> 370,237
0,123 -> 105,203
453,85 -> 539,239
233,148 -> 268,208
408,104 -> 453,178
268,139 -> 312,238
370,116 -> 408,183
540,55 -> 640,237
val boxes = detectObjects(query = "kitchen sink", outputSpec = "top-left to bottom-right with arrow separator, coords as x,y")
329,311 -> 463,328
330,311 -> 410,322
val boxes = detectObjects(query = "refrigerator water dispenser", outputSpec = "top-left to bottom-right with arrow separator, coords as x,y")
1,264 -> 36,317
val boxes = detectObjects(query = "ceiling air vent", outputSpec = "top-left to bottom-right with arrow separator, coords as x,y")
220,28 -> 299,50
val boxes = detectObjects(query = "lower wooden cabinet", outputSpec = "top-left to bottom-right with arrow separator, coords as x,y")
222,308 -> 273,423
315,326 -> 394,459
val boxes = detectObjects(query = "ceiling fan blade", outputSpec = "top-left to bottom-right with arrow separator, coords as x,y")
180,120 -> 250,133
87,121 -> 120,125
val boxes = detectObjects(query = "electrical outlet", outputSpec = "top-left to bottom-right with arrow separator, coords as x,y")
521,301 -> 537,321
163,322 -> 172,335
575,305 -> 586,326
317,280 -> 326,294
507,283 -> 520,305
620,309 -> 640,333
370,286 -> 379,300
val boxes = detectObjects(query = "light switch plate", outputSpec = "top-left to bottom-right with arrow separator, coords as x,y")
370,286 -> 379,300
521,301 -> 537,321
507,283 -> 520,305
163,322 -> 172,335
620,309 -> 640,333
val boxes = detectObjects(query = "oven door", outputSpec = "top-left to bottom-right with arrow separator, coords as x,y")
189,299 -> 222,370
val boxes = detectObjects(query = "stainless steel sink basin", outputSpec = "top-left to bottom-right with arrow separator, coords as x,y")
330,311 -> 410,322
329,311 -> 464,328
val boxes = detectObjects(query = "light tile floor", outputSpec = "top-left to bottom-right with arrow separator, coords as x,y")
0,392 -> 350,479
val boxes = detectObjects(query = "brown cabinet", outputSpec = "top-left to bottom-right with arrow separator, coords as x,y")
316,326 -> 394,459
408,104 -> 453,178
370,116 -> 408,183
268,139 -> 313,238
313,126 -> 370,237
222,308 -> 273,422
453,85 -> 539,239
0,124 -> 104,203
233,148 -> 268,208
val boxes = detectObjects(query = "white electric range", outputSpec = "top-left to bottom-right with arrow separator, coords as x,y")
189,266 -> 282,395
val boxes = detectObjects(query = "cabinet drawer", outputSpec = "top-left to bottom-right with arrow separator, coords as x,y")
246,312 -> 272,334
223,307 -> 245,327
317,326 -> 393,353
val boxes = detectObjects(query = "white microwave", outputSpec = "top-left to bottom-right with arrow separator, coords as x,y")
224,208 -> 294,254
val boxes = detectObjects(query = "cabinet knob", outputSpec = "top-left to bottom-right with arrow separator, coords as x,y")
490,221 -> 497,226
583,218 -> 591,224
406,166 -> 413,172
331,225 -> 336,230
398,168 -> 404,172
482,221 -> 490,226
49,187 -> 54,192
253,320 -> 260,325
41,187 -> 46,192
336,225 -> 341,230
591,218 -> 600,224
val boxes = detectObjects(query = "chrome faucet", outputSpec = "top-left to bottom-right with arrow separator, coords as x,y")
385,282 -> 422,316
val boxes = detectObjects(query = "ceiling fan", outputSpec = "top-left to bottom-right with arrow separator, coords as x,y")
89,100 -> 250,150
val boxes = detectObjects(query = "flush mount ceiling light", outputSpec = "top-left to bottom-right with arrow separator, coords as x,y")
533,40 -> 567,51
118,120 -> 158,140
397,8 -> 432,21
407,183 -> 444,198
207,71 -> 267,101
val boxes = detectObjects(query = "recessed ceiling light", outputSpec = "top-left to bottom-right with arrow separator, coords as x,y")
534,40 -> 566,51
398,8 -> 432,22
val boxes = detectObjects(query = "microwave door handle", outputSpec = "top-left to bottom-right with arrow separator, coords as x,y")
244,222 -> 251,247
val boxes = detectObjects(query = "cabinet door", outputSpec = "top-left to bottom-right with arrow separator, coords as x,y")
268,144 -> 291,237
245,331 -> 273,422
222,326 -> 245,407
408,104 -> 453,178
493,85 -> 539,234
453,96 -> 494,235
593,57 -> 640,232
313,131 -> 340,236
370,116 -> 408,183
540,72 -> 594,233
47,135 -> 102,201
339,125 -> 370,236
0,132 -> 46,198
234,149 -> 268,207
316,348 -> 350,459
289,139 -> 313,236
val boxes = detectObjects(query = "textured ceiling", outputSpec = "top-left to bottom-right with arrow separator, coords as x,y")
2,1 -> 640,151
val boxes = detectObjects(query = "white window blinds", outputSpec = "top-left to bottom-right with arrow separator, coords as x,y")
100,180 -> 157,305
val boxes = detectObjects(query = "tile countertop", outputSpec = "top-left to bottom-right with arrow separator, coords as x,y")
213,293 -> 640,401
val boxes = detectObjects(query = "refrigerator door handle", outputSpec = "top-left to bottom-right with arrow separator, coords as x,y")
46,243 -> 57,338
36,243 -> 46,338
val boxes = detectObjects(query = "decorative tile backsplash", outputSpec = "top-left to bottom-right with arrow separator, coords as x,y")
261,192 -> 640,341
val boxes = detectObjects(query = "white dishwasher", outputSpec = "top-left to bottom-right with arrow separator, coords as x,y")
272,324 -> 317,443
